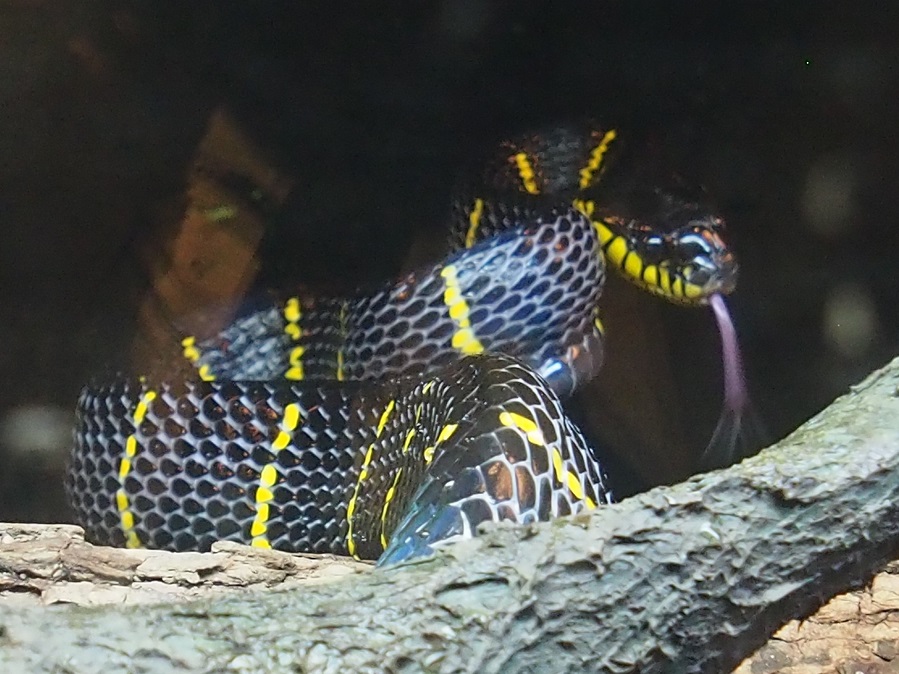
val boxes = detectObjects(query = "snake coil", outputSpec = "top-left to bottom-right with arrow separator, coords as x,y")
67,122 -> 737,565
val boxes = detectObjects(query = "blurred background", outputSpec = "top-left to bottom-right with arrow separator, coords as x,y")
1,1 -> 897,522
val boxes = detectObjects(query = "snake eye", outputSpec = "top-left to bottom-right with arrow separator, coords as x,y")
640,234 -> 667,264
673,230 -> 713,264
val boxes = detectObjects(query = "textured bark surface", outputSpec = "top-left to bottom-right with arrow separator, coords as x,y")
1,356 -> 898,673
0,523 -> 369,607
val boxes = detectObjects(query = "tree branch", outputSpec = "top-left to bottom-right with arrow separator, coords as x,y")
2,356 -> 899,674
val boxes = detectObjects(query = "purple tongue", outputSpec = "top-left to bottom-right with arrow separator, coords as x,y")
710,293 -> 749,413
702,293 -> 759,469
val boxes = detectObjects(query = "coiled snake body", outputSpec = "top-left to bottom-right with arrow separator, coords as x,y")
67,122 -> 736,565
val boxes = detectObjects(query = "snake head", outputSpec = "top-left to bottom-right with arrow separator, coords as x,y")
592,184 -> 738,305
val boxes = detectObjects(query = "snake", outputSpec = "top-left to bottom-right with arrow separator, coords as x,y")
67,121 -> 738,565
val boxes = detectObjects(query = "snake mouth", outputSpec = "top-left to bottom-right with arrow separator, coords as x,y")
684,254 -> 738,298
670,222 -> 738,301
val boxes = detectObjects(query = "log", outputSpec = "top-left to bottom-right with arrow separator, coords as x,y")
1,356 -> 898,673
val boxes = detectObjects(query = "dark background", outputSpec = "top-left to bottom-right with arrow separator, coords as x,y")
1,1 -> 897,522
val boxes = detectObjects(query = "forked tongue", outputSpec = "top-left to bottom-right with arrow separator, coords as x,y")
701,293 -> 765,470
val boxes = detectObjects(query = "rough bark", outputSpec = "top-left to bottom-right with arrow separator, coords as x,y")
1,356 -> 899,673
0,523 -> 370,607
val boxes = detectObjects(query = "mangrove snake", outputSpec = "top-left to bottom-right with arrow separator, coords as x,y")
67,122 -> 739,565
